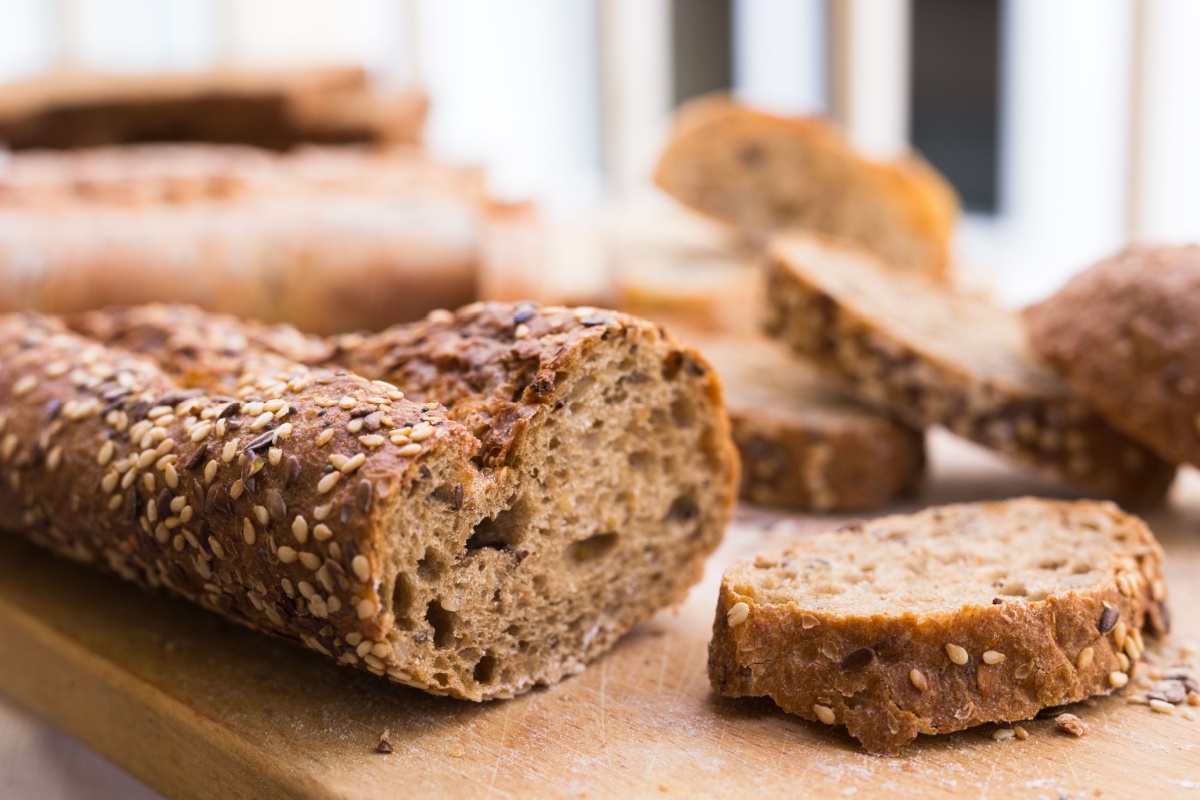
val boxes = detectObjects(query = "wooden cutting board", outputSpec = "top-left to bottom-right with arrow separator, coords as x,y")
0,432 -> 1197,799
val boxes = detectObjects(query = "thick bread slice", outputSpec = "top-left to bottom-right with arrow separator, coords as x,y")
698,337 -> 924,511
653,95 -> 958,277
0,304 -> 737,700
1025,245 -> 1200,469
764,233 -> 1174,505
710,498 -> 1169,754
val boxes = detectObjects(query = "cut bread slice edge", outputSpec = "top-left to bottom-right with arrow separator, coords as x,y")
709,498 -> 1169,754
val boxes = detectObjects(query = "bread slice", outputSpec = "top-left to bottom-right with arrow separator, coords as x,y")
1025,245 -> 1200,469
710,498 -> 1169,754
698,336 -> 924,511
653,95 -> 958,277
764,233 -> 1175,505
0,303 -> 737,700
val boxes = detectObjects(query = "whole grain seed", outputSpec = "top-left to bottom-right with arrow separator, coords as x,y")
97,440 -> 115,466
410,423 -> 435,443
13,375 -> 37,396
208,537 -> 226,559
1099,604 -> 1119,634
221,440 -> 238,463
313,503 -> 332,521
292,516 -> 309,544
276,422 -> 293,440
215,418 -> 227,439
317,472 -> 342,494
229,479 -> 245,500
253,505 -> 269,526
356,598 -> 377,619
813,704 -> 836,725
1113,621 -> 1128,650
190,423 -> 213,442
726,601 -> 750,627
1150,699 -> 1175,714
1013,726 -> 1029,740
352,555 -> 371,583
277,546 -> 298,564
1117,652 -> 1131,672
1077,647 -> 1095,670
397,444 -> 422,458
46,446 -> 62,471
121,469 -> 137,490
992,728 -> 1015,741
1110,671 -> 1130,688
982,650 -> 1006,665
204,460 -> 218,484
909,668 -> 929,691
945,643 -> 969,665
312,523 -> 332,542
268,447 -> 282,466
340,453 -> 366,474
299,552 -> 321,570
242,518 -> 256,545
317,428 -> 335,447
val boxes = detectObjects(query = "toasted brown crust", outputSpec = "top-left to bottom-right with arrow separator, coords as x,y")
696,337 -> 924,512
709,499 -> 1169,754
3,302 -> 737,700
1024,245 -> 1200,469
653,95 -> 958,278
763,234 -> 1175,505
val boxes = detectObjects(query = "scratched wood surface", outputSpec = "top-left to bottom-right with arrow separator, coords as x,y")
0,431 -> 1197,800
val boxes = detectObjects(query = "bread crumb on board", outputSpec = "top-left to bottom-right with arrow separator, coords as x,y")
376,730 -> 394,754
1055,714 -> 1088,737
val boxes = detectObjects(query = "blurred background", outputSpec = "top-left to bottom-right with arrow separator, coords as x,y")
2,0 -> 1197,304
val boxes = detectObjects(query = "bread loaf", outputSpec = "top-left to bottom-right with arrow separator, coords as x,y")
0,66 -> 426,151
1025,245 -> 1200,469
0,302 -> 738,700
764,233 -> 1175,504
654,96 -> 958,277
0,145 -> 487,334
710,498 -> 1169,754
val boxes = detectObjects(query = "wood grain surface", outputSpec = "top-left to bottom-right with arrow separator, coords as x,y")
0,431 -> 1197,799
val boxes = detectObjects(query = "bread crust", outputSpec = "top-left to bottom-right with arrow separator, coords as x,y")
764,234 -> 1174,505
709,499 -> 1169,754
2,302 -> 738,700
653,95 -> 958,278
1024,245 -> 1200,469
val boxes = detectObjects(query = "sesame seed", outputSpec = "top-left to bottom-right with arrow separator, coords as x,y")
208,537 -> 226,559
359,434 -> 385,449
164,463 -> 179,488
410,423 -> 435,443
242,402 -> 264,417
1117,652 -> 1131,672
514,323 -> 530,339
389,433 -> 410,446
215,418 -> 227,438
1113,621 -> 1128,650
945,643 -> 969,665
179,505 -> 193,523
356,598 -> 377,619
292,516 -> 309,544
397,443 -> 422,458
317,429 -> 335,447
0,434 -> 17,462
297,581 -> 316,600
277,546 -> 298,564
229,479 -> 245,500
1013,725 -> 1029,740
147,405 -> 172,420
147,499 -> 158,523
909,668 -> 928,691
263,399 -> 286,413
155,438 -> 175,457
1077,647 -> 1095,670
313,503 -> 332,521
352,555 -> 371,582
440,597 -> 459,612
190,423 -> 213,442
726,601 -> 750,627
312,523 -> 332,541
1110,671 -> 1130,688
46,446 -> 62,472
268,447 -> 282,466
813,704 -> 836,725
299,552 -> 321,570
97,440 -> 115,466
346,632 -> 363,646
13,375 -> 37,396
1150,699 -> 1175,714
253,505 -> 269,526
221,440 -> 238,463
136,449 -> 157,469
346,418 -> 364,434
309,596 -> 329,618
101,471 -> 119,493
250,412 -> 274,431
992,728 -> 1016,741
339,397 -> 357,410
204,460 -> 218,484
329,454 -> 348,471
982,650 -> 1006,665
317,472 -> 342,494
276,423 -> 293,440
340,453 -> 366,474
242,518 -> 256,545
121,469 -> 137,490
108,495 -> 123,511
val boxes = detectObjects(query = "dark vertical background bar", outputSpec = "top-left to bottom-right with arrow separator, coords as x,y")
910,0 -> 1001,213
671,0 -> 733,106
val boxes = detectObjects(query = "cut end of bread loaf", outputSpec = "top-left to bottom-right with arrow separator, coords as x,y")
653,95 -> 958,277
709,498 -> 1169,754
368,306 -> 737,698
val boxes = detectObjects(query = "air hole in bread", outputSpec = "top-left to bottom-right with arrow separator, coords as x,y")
566,532 -> 618,563
1039,559 -> 1066,570
473,653 -> 498,684
391,574 -> 415,630
628,450 -> 655,470
997,581 -> 1027,597
466,501 -> 525,551
548,436 -> 561,451
667,493 -> 701,523
426,599 -> 457,649
650,408 -> 671,433
671,397 -> 696,427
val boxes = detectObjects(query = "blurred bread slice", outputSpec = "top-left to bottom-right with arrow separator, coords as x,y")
654,95 -> 958,278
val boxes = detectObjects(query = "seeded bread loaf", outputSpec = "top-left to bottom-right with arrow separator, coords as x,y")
653,95 -> 958,277
764,233 -> 1175,504
710,498 -> 1169,754
0,66 -> 426,150
1024,245 -> 1200,469
0,145 -> 487,334
0,303 -> 737,700
697,337 -> 924,511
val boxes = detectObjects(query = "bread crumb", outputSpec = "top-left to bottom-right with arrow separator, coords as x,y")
1013,725 -> 1029,740
1055,713 -> 1087,736
449,746 -> 465,758
992,727 -> 1016,741
376,729 -> 394,754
